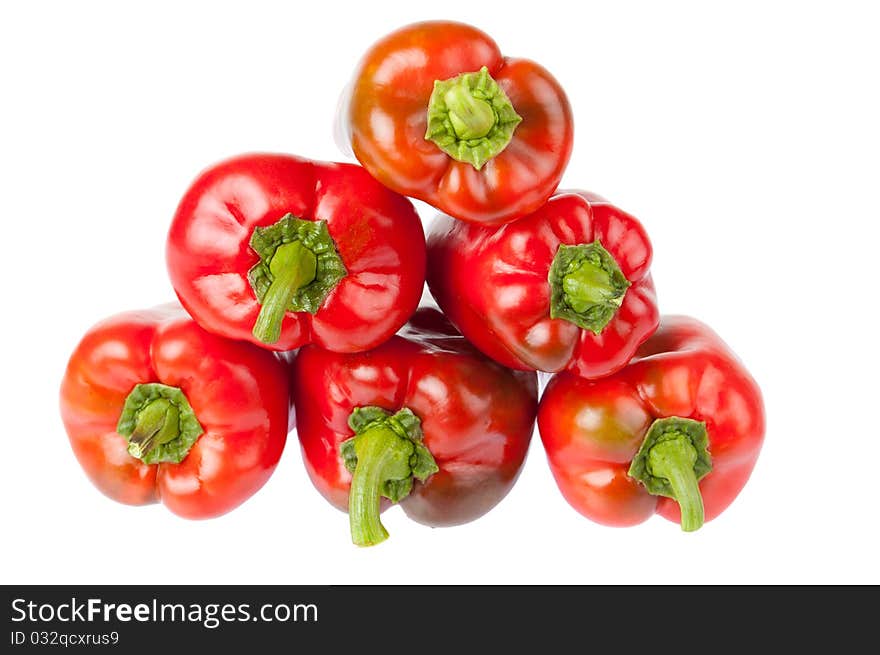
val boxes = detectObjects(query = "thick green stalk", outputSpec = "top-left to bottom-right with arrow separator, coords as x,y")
645,437 -> 704,532
444,84 -> 496,139
548,241 -> 631,333
348,426 -> 415,547
340,406 -> 439,547
116,383 -> 203,465
127,399 -> 180,460
628,417 -> 712,532
562,259 -> 625,312
424,66 -> 522,170
252,241 -> 317,344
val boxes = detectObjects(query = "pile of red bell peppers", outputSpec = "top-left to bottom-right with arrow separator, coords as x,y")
60,21 -> 764,546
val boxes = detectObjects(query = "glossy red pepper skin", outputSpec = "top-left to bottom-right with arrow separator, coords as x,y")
167,153 -> 425,352
343,21 -> 573,226
427,191 -> 659,378
538,315 -> 765,528
59,305 -> 290,519
291,308 -> 537,528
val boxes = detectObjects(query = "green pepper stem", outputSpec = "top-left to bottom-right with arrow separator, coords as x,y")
252,240 -> 317,344
646,437 -> 705,532
348,426 -> 415,547
444,84 -> 496,139
548,241 -> 631,334
563,259 -> 625,311
117,383 -> 203,465
628,417 -> 712,532
424,66 -> 522,170
127,399 -> 180,460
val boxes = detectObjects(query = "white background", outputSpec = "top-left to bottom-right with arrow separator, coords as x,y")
2,1 -> 878,584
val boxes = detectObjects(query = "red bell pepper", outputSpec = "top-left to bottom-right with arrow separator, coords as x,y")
427,190 -> 659,378
538,316 -> 765,531
59,305 -> 290,519
341,20 -> 573,226
291,308 -> 537,546
166,153 -> 425,351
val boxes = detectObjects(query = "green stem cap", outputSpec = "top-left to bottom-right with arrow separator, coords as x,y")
117,383 -> 204,465
628,417 -> 712,532
340,407 -> 439,547
248,214 -> 347,345
425,66 -> 522,170
548,241 -> 631,334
